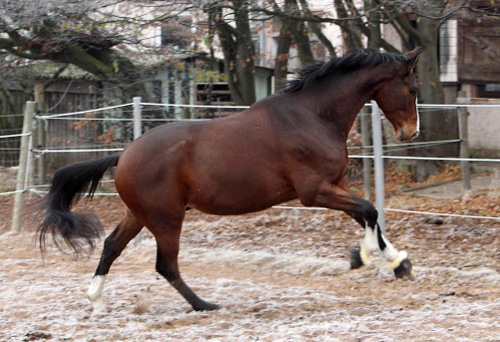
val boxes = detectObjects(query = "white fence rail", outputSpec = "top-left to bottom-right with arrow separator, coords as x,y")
3,99 -> 500,233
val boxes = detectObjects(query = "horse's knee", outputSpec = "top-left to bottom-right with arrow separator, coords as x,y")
360,201 -> 378,227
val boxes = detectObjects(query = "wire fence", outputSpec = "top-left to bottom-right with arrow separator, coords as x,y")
0,137 -> 28,196
0,121 -> 26,168
2,100 -> 500,227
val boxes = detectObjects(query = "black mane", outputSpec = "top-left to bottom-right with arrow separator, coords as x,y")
284,49 -> 407,93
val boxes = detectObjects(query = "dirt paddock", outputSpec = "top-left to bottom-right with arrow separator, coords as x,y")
1,194 -> 499,342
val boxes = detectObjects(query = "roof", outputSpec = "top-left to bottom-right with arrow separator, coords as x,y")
36,62 -> 98,80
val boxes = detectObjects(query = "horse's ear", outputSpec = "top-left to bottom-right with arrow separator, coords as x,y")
404,47 -> 423,74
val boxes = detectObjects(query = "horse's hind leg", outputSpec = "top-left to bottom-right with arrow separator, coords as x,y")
87,209 -> 143,313
152,217 -> 219,311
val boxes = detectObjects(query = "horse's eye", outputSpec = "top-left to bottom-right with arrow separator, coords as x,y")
409,89 -> 417,96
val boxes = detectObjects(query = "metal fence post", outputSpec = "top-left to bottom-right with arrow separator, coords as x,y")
458,107 -> 471,192
133,97 -> 142,140
11,101 -> 36,233
371,101 -> 385,233
132,97 -> 142,244
457,96 -> 471,193
360,106 -> 372,200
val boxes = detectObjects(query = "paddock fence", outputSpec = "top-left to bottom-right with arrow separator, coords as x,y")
3,98 -> 500,234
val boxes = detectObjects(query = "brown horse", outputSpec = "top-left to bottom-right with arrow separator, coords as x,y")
38,47 -> 422,313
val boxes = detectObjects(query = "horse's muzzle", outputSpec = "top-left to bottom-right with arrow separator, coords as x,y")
397,129 -> 419,142
409,130 -> 420,141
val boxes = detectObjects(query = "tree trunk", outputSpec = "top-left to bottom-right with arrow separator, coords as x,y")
211,0 -> 256,106
274,0 -> 321,91
299,0 -> 336,58
365,0 -> 381,49
287,0 -> 314,65
274,17 -> 293,90
334,0 -> 363,50
414,18 -> 458,181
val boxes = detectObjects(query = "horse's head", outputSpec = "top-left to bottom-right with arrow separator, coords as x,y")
373,47 -> 423,142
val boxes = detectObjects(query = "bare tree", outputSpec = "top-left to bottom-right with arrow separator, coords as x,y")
0,0 -> 198,102
203,0 -> 257,105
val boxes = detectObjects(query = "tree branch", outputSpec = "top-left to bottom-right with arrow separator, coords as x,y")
394,13 -> 424,47
298,0 -> 337,57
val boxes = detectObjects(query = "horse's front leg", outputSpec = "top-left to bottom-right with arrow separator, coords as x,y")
298,178 -> 415,280
351,222 -> 415,280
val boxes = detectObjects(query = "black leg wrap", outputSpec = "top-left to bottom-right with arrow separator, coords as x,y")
393,258 -> 415,280
350,246 -> 364,269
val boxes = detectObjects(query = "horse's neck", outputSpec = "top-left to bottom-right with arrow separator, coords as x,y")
320,67 -> 387,140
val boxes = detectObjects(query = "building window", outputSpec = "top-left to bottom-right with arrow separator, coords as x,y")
478,84 -> 500,98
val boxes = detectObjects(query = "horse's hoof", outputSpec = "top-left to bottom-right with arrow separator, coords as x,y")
350,246 -> 364,269
193,301 -> 220,312
393,258 -> 416,280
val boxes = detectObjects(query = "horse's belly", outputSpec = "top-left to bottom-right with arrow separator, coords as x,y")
188,179 -> 296,215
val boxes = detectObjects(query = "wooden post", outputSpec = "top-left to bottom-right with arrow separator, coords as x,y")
457,95 -> 471,192
34,84 -> 47,184
11,101 -> 36,233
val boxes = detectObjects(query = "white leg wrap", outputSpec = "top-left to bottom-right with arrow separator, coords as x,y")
361,225 -> 401,265
389,250 -> 408,270
359,244 -> 372,266
379,233 -> 399,262
360,226 -> 379,265
88,275 -> 107,313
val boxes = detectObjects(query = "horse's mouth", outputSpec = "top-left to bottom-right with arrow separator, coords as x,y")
397,129 -> 419,142
409,130 -> 420,141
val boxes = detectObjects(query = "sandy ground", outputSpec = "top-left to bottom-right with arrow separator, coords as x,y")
0,194 -> 499,342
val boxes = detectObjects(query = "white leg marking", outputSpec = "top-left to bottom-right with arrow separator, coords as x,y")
378,229 -> 412,273
362,225 -> 404,267
360,225 -> 378,265
379,232 -> 399,262
88,275 -> 107,313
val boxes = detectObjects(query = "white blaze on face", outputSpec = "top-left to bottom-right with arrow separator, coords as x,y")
415,98 -> 420,135
88,275 -> 107,313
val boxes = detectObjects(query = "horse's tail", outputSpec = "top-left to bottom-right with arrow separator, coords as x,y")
37,154 -> 120,256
